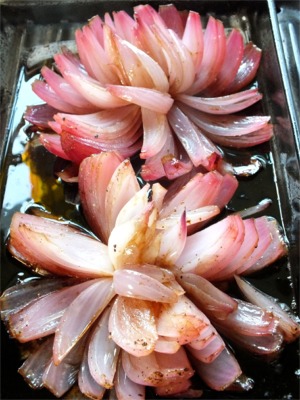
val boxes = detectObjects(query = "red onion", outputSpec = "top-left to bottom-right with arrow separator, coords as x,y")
24,4 -> 272,179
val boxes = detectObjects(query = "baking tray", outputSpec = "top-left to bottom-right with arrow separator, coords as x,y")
0,0 -> 299,399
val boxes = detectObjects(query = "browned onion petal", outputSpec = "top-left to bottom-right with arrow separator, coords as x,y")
156,295 -> 210,345
109,296 -> 158,357
122,347 -> 194,387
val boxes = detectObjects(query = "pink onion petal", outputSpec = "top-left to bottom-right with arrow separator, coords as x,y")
60,131 -> 141,165
116,38 -> 169,92
188,16 -> 226,95
162,151 -> 194,180
8,212 -> 113,278
205,123 -> 273,148
8,279 -> 97,342
167,29 -> 195,93
115,184 -> 150,226
154,336 -> 181,354
160,171 -> 222,219
158,205 -> 220,229
108,204 -> 158,269
135,5 -> 184,89
89,15 -> 104,46
140,124 -> 177,181
211,218 -> 259,281
24,104 -> 57,128
140,109 -> 169,159
191,347 -> 242,391
120,264 -> 184,296
78,343 -> 106,400
113,11 -> 138,44
224,42 -> 262,94
18,336 -> 54,389
134,8 -> 168,73
113,265 -> 183,303
56,162 -> 79,183
59,133 -> 104,165
39,133 -> 71,160
54,54 -> 128,108
107,84 -> 174,114
109,296 -> 158,356
43,334 -> 86,397
75,28 -> 98,80
156,211 -> 187,266
189,324 -> 219,351
54,105 -> 140,140
48,120 -> 62,133
156,295 -> 209,345
235,276 -> 300,343
0,277 -> 77,320
114,35 -> 156,88
158,4 -> 185,37
102,24 -> 131,85
205,29 -> 244,96
215,320 -> 284,356
53,278 -> 115,364
176,274 -> 238,320
168,105 -> 221,170
176,88 -> 263,115
79,152 -> 124,242
243,217 -> 288,275
202,214 -> 245,280
77,26 -> 119,85
213,173 -> 239,209
122,347 -> 194,387
104,158 -> 140,237
114,355 -> 146,399
187,332 -> 225,363
151,183 -> 167,210
60,72 -> 127,110
235,216 -> 273,275
182,11 -> 203,72
216,299 -> 279,337
155,378 -> 193,397
147,25 -> 184,93
88,306 -> 120,388
41,66 -> 98,111
32,80 -> 85,114
176,215 -> 244,276
181,105 -> 271,137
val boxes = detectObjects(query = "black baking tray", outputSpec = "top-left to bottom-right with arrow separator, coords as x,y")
0,1 -> 299,399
